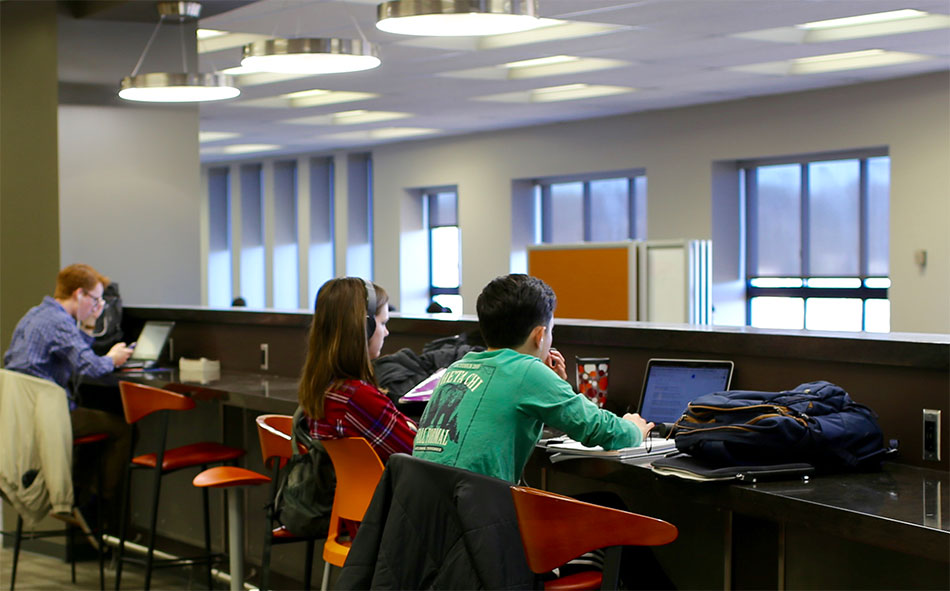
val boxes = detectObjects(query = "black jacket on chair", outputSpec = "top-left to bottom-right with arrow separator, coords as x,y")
336,453 -> 536,590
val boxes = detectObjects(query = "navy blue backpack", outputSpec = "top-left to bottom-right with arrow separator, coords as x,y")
671,381 -> 888,471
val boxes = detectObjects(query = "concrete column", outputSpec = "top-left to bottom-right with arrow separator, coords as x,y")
0,1 -> 61,351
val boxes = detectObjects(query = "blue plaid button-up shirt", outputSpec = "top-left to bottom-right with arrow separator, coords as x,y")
3,296 -> 114,409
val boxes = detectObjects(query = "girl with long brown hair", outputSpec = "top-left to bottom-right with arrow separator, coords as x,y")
298,277 -> 416,460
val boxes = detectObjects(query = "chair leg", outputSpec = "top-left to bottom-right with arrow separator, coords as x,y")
202,482 -> 213,590
69,524 -> 77,584
10,515 -> 23,591
143,467 -> 164,591
600,546 -> 623,591
303,539 -> 315,591
260,531 -> 273,591
114,466 -> 134,590
320,560 -> 331,591
96,464 -> 106,591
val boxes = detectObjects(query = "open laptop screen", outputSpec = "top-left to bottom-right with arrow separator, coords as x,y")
129,321 -> 175,363
637,358 -> 734,425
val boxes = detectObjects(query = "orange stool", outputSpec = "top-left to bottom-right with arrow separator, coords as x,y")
193,466 -> 270,591
114,381 -> 245,590
255,414 -> 323,591
510,486 -> 678,590
192,414 -> 325,591
319,437 -> 384,591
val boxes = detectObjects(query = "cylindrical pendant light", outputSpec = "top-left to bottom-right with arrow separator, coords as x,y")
117,2 -> 240,103
119,73 -> 240,102
376,0 -> 542,37
241,38 -> 381,74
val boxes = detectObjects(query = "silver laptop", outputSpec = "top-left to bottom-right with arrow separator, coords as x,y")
634,358 -> 734,427
122,321 -> 175,369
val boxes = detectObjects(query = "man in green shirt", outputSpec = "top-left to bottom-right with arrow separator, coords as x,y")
414,274 -> 653,482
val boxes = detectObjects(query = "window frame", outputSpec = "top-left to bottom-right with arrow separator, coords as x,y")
535,169 -> 646,244
741,149 -> 890,331
423,188 -> 461,307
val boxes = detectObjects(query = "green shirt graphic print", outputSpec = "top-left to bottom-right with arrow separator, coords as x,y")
413,349 -> 640,483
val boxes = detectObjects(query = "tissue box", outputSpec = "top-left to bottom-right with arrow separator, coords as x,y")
178,357 -> 221,384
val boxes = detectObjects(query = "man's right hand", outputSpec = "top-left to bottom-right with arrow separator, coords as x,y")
622,412 -> 655,439
107,342 -> 134,367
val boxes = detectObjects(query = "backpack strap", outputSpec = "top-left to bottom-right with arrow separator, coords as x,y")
291,405 -> 314,456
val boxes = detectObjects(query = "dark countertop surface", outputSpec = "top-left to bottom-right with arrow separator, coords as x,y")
538,448 -> 949,562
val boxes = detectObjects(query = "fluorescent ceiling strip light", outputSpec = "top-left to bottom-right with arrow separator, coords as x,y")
199,131 -> 241,143
322,127 -> 439,143
733,11 -> 949,44
731,49 -> 929,75
238,90 -> 378,109
332,110 -> 409,124
221,144 -> 281,154
442,56 -> 627,80
798,9 -> 927,30
503,55 -> 578,69
282,110 -> 410,126
215,68 -> 313,87
396,19 -> 627,51
477,83 -> 634,103
795,49 -> 886,64
197,28 -> 228,40
198,32 -> 271,54
531,83 -> 632,102
283,89 -> 330,99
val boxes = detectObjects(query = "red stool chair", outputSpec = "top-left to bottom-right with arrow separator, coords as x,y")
114,381 -> 245,590
6,432 -> 110,591
510,486 -> 678,590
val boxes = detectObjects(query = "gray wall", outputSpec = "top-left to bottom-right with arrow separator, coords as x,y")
371,72 -> 949,333
55,9 -> 202,306
58,105 -> 201,305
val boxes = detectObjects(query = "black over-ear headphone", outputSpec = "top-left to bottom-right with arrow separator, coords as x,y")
362,278 -> 377,338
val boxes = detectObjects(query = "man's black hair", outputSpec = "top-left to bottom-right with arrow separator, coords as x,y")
476,274 -> 556,349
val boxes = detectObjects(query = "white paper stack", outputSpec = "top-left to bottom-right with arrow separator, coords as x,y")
546,436 -> 677,463
178,357 -> 221,384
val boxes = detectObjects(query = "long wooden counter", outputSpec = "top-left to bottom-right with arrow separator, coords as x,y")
124,306 -> 949,470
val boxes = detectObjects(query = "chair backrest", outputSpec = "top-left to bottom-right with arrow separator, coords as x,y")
118,381 -> 195,424
510,485 -> 678,574
255,414 -> 298,469
321,437 -> 384,523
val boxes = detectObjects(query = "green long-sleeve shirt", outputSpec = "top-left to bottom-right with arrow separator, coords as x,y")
413,348 -> 641,482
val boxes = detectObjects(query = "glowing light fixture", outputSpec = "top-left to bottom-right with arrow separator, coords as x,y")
798,9 -> 927,30
241,38 -> 381,74
376,0 -> 543,37
503,55 -> 578,69
119,2 -> 240,103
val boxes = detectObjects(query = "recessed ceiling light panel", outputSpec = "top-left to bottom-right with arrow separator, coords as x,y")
798,9 -> 928,30
377,0 -> 543,37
